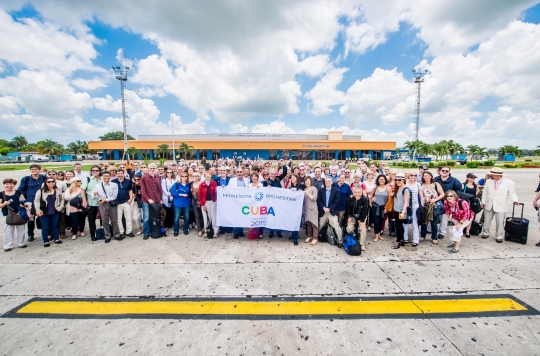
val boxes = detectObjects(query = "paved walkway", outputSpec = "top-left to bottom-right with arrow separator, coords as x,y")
0,168 -> 539,355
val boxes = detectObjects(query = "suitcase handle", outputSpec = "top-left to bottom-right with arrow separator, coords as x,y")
511,203 -> 524,220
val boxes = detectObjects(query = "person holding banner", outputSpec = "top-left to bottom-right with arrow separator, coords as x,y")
265,168 -> 285,238
229,168 -> 251,239
248,172 -> 265,239
198,171 -> 218,238
317,177 -> 343,248
303,176 -> 319,245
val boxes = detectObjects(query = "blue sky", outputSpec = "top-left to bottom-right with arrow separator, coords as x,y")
0,0 -> 539,148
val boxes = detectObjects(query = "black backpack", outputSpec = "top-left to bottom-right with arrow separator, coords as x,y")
318,223 -> 328,243
463,186 -> 482,214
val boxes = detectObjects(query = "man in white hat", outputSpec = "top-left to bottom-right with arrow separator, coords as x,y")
481,167 -> 520,242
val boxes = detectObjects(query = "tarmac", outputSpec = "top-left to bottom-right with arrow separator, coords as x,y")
0,168 -> 539,355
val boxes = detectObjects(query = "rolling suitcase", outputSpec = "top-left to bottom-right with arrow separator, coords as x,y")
149,203 -> 163,239
504,205 -> 528,245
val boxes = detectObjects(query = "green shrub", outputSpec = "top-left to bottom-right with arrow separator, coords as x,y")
428,162 -> 435,168
466,161 -> 479,168
437,161 -> 447,167
397,162 -> 403,166
482,160 -> 495,167
402,162 -> 410,168
0,147 -> 10,155
390,162 -> 397,166
503,163 -> 518,168
109,161 -> 116,166
410,161 -> 418,168
446,160 -> 456,166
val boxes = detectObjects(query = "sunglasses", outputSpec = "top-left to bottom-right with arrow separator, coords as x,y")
395,179 -> 404,181
441,170 -> 449,172
181,175 -> 188,178
446,195 -> 454,198
46,180 -> 55,183
409,174 -> 417,177
134,178 -> 141,181
91,169 -> 100,172
49,173 -> 56,176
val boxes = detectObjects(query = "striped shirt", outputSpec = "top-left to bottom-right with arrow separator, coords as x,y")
18,174 -> 46,203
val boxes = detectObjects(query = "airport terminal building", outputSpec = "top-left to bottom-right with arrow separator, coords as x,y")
88,131 -> 396,161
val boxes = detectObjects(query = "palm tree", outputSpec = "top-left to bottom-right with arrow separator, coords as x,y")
37,139 -> 64,156
417,142 -> 432,157
126,147 -> 142,160
157,144 -> 170,159
467,145 -> 479,161
534,145 -> 540,156
10,135 -> 28,150
178,142 -> 194,159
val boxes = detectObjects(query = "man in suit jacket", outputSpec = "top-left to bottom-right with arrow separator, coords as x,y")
481,167 -> 520,242
229,167 -> 252,239
317,177 -> 343,247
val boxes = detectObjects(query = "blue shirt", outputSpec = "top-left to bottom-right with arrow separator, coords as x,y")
325,189 -> 331,208
171,182 -> 191,208
219,177 -> 228,187
236,178 -> 245,187
333,182 -> 353,211
114,178 -> 133,204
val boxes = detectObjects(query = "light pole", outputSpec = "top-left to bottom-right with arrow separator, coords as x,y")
171,114 -> 175,163
412,69 -> 428,142
112,66 -> 130,160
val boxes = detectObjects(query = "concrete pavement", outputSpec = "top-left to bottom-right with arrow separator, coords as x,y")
0,168 -> 539,355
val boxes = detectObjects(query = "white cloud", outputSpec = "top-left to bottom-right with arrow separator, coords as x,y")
0,9 -> 102,76
71,77 -> 109,90
251,120 -> 296,134
305,68 -> 348,115
230,124 -> 249,133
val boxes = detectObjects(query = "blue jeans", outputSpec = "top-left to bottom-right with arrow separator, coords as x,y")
174,205 -> 190,233
233,227 -> 243,235
371,206 -> 385,234
142,203 -> 150,236
421,216 -> 439,240
40,212 -> 59,243
291,231 -> 299,242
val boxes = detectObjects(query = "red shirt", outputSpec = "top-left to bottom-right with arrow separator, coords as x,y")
141,174 -> 163,203
198,180 -> 217,205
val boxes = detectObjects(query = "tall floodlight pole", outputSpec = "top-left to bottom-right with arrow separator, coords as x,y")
171,114 -> 175,162
412,69 -> 429,141
112,66 -> 130,160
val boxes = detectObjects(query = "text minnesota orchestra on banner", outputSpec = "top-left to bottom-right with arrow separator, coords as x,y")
216,187 -> 304,231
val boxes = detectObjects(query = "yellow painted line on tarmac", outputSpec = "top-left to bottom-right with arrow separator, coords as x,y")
8,297 -> 531,319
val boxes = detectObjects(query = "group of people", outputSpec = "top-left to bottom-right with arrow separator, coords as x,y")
1,157 -> 529,253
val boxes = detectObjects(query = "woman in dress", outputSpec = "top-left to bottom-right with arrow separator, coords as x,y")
420,171 -> 444,244
303,176 -> 319,245
63,177 -> 88,240
363,172 -> 376,230
190,172 -> 204,236
161,169 -> 176,229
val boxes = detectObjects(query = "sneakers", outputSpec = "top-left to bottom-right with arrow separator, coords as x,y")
449,248 -> 459,253
143,235 -> 149,240
27,236 -> 34,242
481,235 -> 489,239
447,243 -> 455,248
438,234 -> 445,239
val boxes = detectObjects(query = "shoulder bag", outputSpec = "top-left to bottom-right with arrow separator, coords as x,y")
2,192 -> 27,225
101,183 -> 119,206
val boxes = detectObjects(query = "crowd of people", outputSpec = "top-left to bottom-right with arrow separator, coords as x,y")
2,157 -> 531,253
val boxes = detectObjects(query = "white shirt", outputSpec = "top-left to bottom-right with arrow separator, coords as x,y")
75,171 -> 89,180
92,182 -> 118,201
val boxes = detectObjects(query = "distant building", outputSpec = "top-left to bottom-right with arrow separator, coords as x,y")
88,131 -> 396,161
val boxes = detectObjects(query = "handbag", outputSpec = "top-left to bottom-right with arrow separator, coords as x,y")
69,194 -> 83,209
433,200 -> 446,216
101,183 -> 119,206
205,215 -> 214,238
6,206 -> 27,225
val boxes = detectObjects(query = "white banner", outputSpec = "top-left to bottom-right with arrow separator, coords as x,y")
216,186 -> 304,231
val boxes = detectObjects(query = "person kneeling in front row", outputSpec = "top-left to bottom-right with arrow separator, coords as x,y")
443,190 -> 472,253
